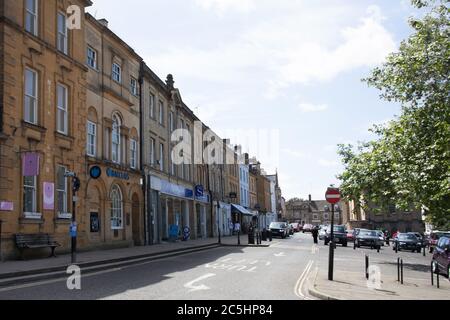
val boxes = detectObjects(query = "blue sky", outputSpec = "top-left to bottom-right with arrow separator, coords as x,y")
87,0 -> 420,200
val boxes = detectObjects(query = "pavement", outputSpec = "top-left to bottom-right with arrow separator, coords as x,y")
308,239 -> 450,300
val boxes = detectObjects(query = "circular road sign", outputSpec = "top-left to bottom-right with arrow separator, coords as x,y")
325,187 -> 341,205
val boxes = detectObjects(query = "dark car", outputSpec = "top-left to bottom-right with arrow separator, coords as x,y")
324,225 -> 347,247
393,233 -> 422,253
428,231 -> 450,253
354,230 -> 382,249
432,237 -> 450,279
269,222 -> 289,239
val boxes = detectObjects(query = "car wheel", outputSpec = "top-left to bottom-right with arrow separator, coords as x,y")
343,242 -> 348,247
324,240 -> 329,246
447,266 -> 450,281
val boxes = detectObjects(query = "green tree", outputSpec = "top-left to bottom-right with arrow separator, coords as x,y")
338,0 -> 450,229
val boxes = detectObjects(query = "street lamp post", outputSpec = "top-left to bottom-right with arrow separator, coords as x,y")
217,200 -> 221,245
65,171 -> 80,264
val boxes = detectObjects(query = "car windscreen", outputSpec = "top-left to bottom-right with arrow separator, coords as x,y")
270,223 -> 284,229
333,226 -> 345,233
398,234 -> 417,240
360,231 -> 377,237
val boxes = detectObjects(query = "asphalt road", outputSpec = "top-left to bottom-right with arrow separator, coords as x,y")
0,232 -> 436,300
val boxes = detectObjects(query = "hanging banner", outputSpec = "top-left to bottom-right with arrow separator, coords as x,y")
22,153 -> 40,176
43,182 -> 55,210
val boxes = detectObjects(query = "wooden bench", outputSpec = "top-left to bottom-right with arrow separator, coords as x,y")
15,233 -> 61,260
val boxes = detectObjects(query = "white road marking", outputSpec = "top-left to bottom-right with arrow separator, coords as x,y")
294,260 -> 314,300
184,273 -> 216,292
274,252 -> 286,257
219,258 -> 232,262
249,260 -> 259,265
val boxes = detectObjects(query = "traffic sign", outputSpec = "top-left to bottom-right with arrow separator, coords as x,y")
325,187 -> 341,205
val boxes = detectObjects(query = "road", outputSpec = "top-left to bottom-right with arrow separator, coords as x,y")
0,232 -> 437,300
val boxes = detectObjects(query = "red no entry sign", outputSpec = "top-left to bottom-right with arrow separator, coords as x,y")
325,187 -> 341,205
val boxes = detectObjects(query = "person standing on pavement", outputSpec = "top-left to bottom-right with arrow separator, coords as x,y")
312,226 -> 319,244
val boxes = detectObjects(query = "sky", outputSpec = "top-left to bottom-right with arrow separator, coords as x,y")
87,0 -> 421,200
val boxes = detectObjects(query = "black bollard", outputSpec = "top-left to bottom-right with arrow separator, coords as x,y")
431,262 -> 434,286
437,270 -> 440,289
398,258 -> 401,282
365,255 -> 369,280
401,259 -> 404,285
423,246 -> 426,257
395,241 -> 398,253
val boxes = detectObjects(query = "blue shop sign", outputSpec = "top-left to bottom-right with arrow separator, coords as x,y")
107,168 -> 130,180
185,189 -> 194,198
195,185 -> 204,197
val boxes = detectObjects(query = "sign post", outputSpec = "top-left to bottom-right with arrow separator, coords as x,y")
325,187 -> 341,281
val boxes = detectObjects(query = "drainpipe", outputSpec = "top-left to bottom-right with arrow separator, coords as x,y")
0,219 -> 3,261
138,61 -> 148,245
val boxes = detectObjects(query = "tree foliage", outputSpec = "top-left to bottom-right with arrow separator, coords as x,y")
337,0 -> 450,229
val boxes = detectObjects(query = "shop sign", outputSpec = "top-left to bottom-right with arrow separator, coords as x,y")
107,168 -> 130,180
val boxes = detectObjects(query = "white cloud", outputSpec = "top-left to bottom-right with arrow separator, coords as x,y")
194,0 -> 256,15
318,159 -> 340,168
298,103 -> 328,113
282,149 -> 309,159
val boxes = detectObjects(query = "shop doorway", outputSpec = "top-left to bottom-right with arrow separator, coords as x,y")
132,193 -> 141,246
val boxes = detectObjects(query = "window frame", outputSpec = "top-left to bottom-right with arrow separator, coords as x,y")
149,93 -> 155,119
24,68 -> 38,125
56,165 -> 68,215
87,121 -> 97,157
56,83 -> 68,135
130,77 -> 138,96
25,0 -> 38,36
150,138 -> 155,166
158,100 -> 164,125
57,11 -> 68,54
130,139 -> 137,169
111,185 -> 123,230
112,63 -> 122,83
111,115 -> 121,164
23,175 -> 37,214
87,46 -> 97,69
159,143 -> 164,172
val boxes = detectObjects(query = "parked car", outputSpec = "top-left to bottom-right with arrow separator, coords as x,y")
354,230 -> 382,249
393,233 -> 422,253
287,223 -> 294,235
324,225 -> 347,247
431,236 -> 450,279
319,226 -> 328,240
302,224 -> 314,233
346,230 -> 355,242
428,231 -> 450,253
269,222 -> 290,239
409,232 -> 425,248
376,231 -> 385,246
290,223 -> 301,233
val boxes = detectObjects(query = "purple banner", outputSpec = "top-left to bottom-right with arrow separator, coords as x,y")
22,153 -> 40,176
0,202 -> 14,211
43,182 -> 54,210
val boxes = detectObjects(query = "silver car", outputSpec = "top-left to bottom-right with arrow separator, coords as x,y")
319,225 -> 328,240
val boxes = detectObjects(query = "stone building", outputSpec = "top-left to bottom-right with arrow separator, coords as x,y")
83,14 -> 144,249
0,0 -> 92,259
285,196 -> 342,226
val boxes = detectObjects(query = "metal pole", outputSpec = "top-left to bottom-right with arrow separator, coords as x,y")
0,219 -> 3,262
365,255 -> 369,280
398,258 -> 401,282
437,269 -> 440,289
401,259 -> 404,285
328,204 -> 335,281
217,202 -> 221,245
71,180 -> 77,264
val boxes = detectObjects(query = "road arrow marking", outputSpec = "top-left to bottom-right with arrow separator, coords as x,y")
184,273 -> 216,292
274,252 -> 286,257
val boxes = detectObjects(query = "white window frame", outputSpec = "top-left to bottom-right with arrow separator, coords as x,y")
130,139 -> 137,169
56,165 -> 68,215
25,0 -> 38,36
87,121 -> 97,157
57,11 -> 68,54
112,63 -> 122,83
111,185 -> 123,230
87,46 -> 97,69
159,101 -> 164,125
112,115 -> 121,164
149,94 -> 155,119
56,83 -> 68,135
23,175 -> 37,214
150,138 -> 155,166
130,77 -> 138,96
24,68 -> 38,125
159,143 -> 164,172
169,111 -> 174,132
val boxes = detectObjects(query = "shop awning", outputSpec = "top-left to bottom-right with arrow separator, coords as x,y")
231,204 -> 254,216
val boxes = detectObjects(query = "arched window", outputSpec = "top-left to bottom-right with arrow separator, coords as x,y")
112,114 -> 121,163
111,185 -> 123,229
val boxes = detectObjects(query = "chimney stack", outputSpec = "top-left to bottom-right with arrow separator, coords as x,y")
166,74 -> 174,90
98,19 -> 109,28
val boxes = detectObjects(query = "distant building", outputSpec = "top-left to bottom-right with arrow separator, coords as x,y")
285,195 -> 341,226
